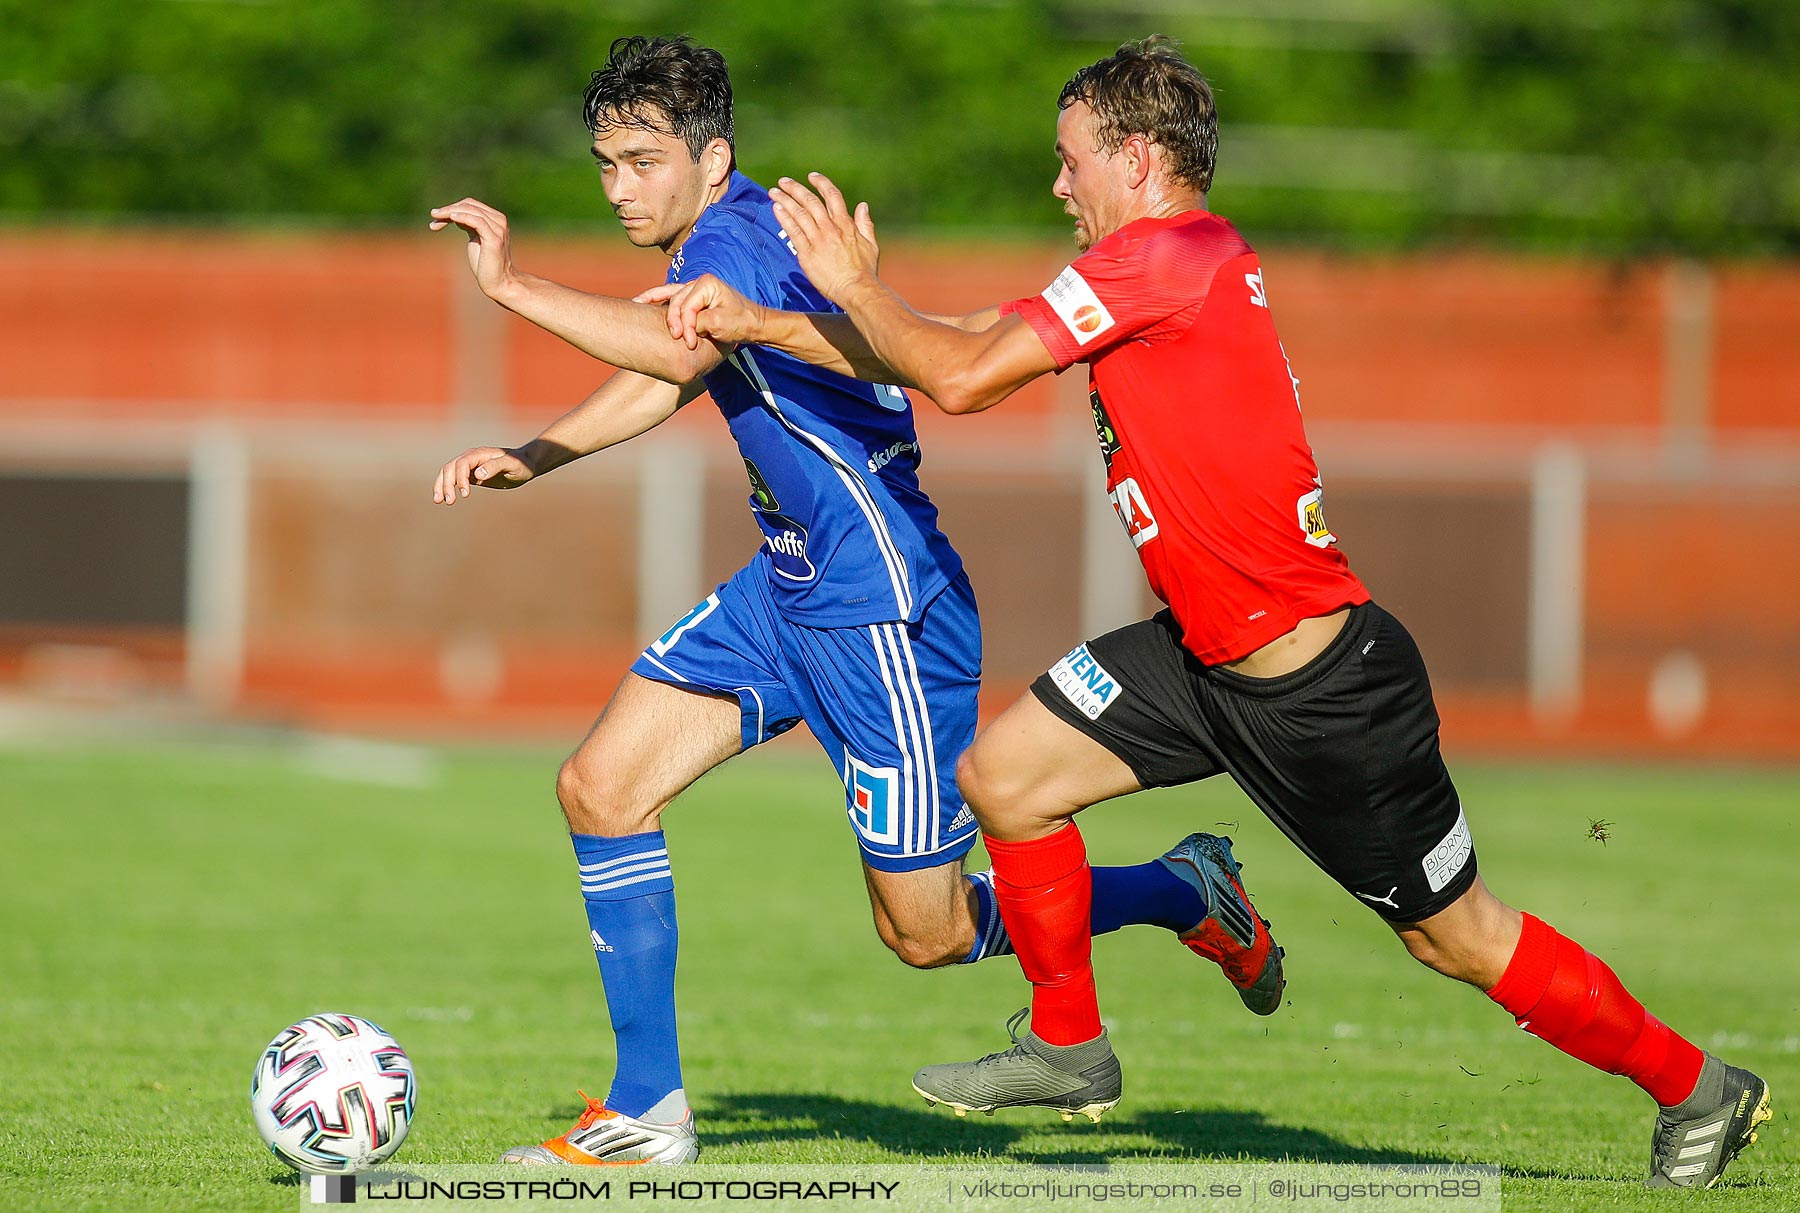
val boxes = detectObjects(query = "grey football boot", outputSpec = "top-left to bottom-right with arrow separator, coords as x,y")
912,1009 -> 1122,1123
1158,833 -> 1286,1016
1647,1055 -> 1771,1188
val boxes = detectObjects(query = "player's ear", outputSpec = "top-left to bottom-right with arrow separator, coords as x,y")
1121,133 -> 1153,191
703,138 -> 733,188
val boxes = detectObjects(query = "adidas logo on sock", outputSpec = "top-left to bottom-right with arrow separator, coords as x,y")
591,930 -> 614,953
949,806 -> 975,831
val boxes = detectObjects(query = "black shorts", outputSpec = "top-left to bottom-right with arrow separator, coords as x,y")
1031,601 -> 1476,922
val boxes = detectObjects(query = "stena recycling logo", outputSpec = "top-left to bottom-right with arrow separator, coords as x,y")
1048,644 -> 1121,720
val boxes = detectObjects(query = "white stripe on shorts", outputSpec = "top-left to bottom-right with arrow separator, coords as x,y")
868,625 -> 920,855
892,624 -> 941,854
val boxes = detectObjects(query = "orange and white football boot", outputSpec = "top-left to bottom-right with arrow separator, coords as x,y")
500,1091 -> 697,1166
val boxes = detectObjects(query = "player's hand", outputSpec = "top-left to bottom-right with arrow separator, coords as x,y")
432,446 -> 535,505
428,198 -> 522,302
634,274 -> 764,351
769,173 -> 880,304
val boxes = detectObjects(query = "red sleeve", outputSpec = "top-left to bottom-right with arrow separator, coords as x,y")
1004,218 -> 1250,369
1003,256 -> 1157,371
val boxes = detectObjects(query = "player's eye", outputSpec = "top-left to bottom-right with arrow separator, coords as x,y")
635,160 -> 655,171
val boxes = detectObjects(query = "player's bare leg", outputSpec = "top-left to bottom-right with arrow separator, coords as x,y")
861,863 -> 978,969
860,840 -> 1248,974
555,671 -> 743,837
911,693 -> 1281,1119
955,689 -> 1142,842
1391,876 -> 1771,1188
504,673 -> 741,1167
1388,875 -> 1521,989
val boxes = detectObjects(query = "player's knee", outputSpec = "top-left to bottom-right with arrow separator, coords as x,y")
1399,885 -> 1520,986
953,749 -> 986,808
1397,925 -> 1494,986
555,754 -> 659,836
956,749 -> 1057,839
873,900 -> 973,969
887,936 -> 950,969
883,929 -> 967,970
954,748 -> 1018,824
1399,931 -> 1456,976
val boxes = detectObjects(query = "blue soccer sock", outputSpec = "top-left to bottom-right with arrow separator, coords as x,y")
960,859 -> 1206,963
962,870 -> 1015,962
1091,860 -> 1206,935
572,830 -> 684,1120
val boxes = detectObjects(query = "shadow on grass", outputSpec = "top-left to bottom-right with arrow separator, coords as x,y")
479,1092 -> 1643,1183
260,1092 -> 1682,1187
701,1091 -> 1473,1168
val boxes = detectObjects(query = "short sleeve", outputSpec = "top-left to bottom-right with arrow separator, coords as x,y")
1000,249 -> 1171,369
1004,218 -> 1253,368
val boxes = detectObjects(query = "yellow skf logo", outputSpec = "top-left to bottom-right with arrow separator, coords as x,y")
1296,485 -> 1337,548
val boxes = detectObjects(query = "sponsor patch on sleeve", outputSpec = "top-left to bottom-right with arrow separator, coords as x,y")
1421,805 -> 1473,893
1042,266 -> 1115,346
1048,643 -> 1122,720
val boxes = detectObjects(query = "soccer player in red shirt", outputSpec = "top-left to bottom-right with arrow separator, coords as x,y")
644,36 -> 1770,1189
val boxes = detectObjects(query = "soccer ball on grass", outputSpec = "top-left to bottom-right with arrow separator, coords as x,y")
250,1012 -> 416,1174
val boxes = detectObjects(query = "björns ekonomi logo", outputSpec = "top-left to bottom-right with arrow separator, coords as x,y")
843,754 -> 901,846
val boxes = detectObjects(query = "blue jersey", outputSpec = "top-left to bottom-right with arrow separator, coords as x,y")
668,172 -> 963,627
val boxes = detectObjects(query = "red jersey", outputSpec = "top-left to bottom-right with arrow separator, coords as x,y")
1005,210 -> 1368,665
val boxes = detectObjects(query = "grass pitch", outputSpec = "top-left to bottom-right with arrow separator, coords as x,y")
2,738 -> 1795,1210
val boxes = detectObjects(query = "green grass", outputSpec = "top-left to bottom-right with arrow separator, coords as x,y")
2,740 -> 1796,1210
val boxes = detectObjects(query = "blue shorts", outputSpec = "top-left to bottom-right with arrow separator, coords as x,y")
632,564 -> 982,873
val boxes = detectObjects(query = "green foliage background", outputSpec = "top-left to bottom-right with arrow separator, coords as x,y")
3,1 -> 1796,253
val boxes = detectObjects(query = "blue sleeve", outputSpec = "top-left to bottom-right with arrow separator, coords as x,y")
669,225 -> 776,306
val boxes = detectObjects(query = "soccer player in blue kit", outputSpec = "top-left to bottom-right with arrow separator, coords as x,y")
428,35 -> 1284,1165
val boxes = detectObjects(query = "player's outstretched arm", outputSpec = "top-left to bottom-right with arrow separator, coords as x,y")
634,275 -> 901,383
636,276 -> 1006,386
431,371 -> 700,505
428,198 -> 725,386
768,174 -> 1056,415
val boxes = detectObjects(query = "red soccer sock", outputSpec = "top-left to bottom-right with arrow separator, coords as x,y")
1486,912 -> 1704,1107
985,824 -> 1101,1046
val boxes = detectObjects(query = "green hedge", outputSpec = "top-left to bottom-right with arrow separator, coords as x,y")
3,1 -> 1794,253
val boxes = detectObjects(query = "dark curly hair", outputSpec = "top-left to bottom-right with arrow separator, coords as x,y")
582,35 -> 733,162
1059,35 -> 1217,193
